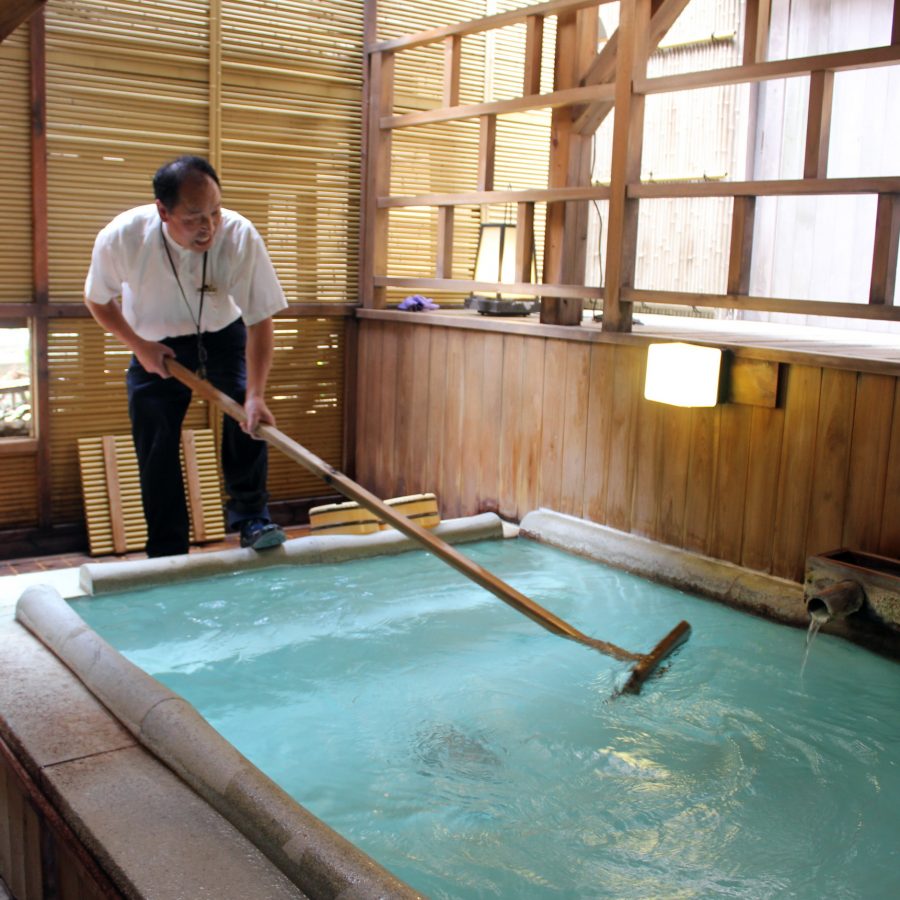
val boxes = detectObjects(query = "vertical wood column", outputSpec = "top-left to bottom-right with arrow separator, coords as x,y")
541,7 -> 592,326
804,69 -> 833,179
870,194 -> 900,306
727,196 -> 756,297
361,49 -> 394,308
602,0 -> 650,333
30,9 -> 51,528
523,14 -> 544,96
208,0 -> 222,172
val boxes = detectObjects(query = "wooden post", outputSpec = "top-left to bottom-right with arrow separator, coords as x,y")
30,9 -> 52,529
443,34 -> 461,107
743,0 -> 771,65
602,0 -> 651,333
515,201 -> 535,284
477,113 -> 496,192
524,14 -> 544,96
540,8 -> 588,326
361,49 -> 394,308
727,196 -> 756,296
436,207 -> 454,279
804,69 -> 834,180
870,193 -> 900,306
208,0 -> 222,172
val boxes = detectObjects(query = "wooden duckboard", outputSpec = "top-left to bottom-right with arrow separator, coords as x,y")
77,429 -> 225,556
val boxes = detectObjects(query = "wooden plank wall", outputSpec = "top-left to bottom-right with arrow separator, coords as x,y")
356,318 -> 900,583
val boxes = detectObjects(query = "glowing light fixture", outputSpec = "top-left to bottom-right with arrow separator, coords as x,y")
644,342 -> 723,407
466,221 -> 538,316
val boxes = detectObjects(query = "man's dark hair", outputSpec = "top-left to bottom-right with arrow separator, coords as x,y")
152,156 -> 221,210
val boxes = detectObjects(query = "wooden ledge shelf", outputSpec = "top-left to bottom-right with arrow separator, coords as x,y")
355,308 -> 900,378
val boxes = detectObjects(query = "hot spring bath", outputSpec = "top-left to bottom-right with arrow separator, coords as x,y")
59,534 -> 900,899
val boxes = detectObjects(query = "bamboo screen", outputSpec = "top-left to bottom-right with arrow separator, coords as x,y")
377,0 -> 556,303
0,27 -> 33,305
0,0 -> 363,534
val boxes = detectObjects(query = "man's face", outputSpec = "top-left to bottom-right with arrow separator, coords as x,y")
157,173 -> 222,253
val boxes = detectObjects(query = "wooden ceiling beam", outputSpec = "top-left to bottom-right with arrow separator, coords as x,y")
0,0 -> 46,43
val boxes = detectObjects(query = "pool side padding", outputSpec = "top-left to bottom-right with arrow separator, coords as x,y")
80,512 -> 506,595
519,509 -> 807,621
15,586 -> 425,900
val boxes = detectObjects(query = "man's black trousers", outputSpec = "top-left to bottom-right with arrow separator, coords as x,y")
127,318 -> 270,558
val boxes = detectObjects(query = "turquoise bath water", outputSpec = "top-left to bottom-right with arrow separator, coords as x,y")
71,539 -> 900,899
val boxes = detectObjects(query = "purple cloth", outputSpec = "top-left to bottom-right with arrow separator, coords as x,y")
398,295 -> 440,311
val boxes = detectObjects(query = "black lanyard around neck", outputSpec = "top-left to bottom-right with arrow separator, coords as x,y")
160,221 -> 209,378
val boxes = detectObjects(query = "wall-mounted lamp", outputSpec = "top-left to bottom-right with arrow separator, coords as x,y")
465,221 -> 539,316
644,342 -> 723,407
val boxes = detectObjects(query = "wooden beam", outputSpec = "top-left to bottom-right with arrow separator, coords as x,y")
362,50 -> 394,308
375,276 -> 604,300
541,8 -> 587,326
524,14 -> 544,96
602,0 -> 651,332
0,0 -> 45,43
30,9 -> 51,529
436,207 -> 455,279
870,193 -> 900,306
379,185 -> 611,208
574,0 -> 690,135
477,113 -> 496,192
630,176 -> 900,199
443,34 -> 461,107
208,0 -> 222,172
515,201 -> 536,283
382,82 -> 614,129
638,44 -> 900,95
727,196 -> 756,295
804,69 -> 834,180
623,288 -> 900,320
743,0 -> 771,65
371,0 -> 608,54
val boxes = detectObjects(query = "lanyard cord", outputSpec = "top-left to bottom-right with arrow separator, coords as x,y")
160,221 -> 209,377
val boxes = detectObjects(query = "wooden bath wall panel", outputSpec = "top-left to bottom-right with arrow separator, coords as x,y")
77,430 -> 224,556
772,365 -> 823,582
355,320 -> 900,582
843,373 -> 895,552
741,403 -> 786,573
881,380 -> 900,556
804,367 -> 856,561
682,406 -> 719,556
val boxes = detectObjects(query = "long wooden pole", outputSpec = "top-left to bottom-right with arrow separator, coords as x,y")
166,360 -> 690,693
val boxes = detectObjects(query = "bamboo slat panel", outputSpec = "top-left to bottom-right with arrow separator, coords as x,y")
265,316 -> 345,500
46,318 -> 210,523
0,28 -> 33,305
44,0 -> 210,301
0,449 -> 39,528
220,0 -> 363,305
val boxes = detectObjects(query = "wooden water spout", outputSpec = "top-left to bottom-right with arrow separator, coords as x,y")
165,360 -> 691,694
806,580 -> 865,623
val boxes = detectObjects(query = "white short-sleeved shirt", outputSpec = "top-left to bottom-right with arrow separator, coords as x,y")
84,204 -> 288,341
